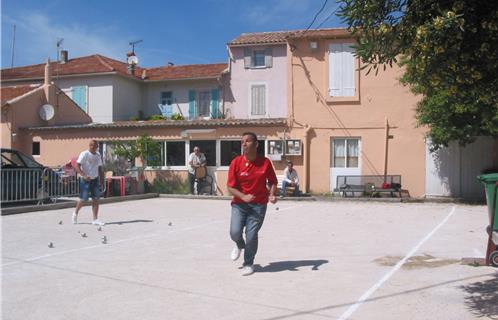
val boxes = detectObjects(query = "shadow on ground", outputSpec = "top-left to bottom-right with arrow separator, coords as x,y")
256,259 -> 329,272
104,219 -> 154,225
461,272 -> 498,319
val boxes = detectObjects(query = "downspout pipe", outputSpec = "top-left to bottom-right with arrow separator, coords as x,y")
303,124 -> 312,193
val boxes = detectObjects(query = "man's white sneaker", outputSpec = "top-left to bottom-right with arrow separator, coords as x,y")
92,219 -> 105,226
71,212 -> 78,224
230,246 -> 242,261
241,265 -> 254,276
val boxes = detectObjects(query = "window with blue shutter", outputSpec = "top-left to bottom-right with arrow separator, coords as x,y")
72,86 -> 88,112
188,90 -> 196,119
210,88 -> 219,118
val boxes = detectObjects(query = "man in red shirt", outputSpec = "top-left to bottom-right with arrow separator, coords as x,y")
227,132 -> 277,276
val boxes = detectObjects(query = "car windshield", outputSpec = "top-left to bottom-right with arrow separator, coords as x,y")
1,150 -> 42,168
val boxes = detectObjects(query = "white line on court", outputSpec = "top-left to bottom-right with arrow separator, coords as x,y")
337,205 -> 457,320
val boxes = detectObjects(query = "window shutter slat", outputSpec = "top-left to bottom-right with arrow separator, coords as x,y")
210,88 -> 219,118
342,44 -> 356,97
244,48 -> 251,69
265,47 -> 273,68
328,44 -> 342,97
188,89 -> 196,119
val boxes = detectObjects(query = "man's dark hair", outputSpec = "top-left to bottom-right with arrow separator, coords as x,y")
242,132 -> 258,143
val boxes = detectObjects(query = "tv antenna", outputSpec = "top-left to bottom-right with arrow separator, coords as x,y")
129,40 -> 143,54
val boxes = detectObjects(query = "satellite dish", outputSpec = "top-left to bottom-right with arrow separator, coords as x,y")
127,55 -> 139,65
39,104 -> 55,121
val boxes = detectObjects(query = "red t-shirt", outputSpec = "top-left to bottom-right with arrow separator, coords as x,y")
227,155 -> 278,205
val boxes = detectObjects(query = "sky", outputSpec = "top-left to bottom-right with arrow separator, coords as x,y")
1,0 -> 345,69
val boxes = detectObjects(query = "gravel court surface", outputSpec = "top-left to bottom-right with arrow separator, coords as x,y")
1,199 -> 496,320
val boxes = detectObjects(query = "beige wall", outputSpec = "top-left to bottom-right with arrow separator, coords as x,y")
287,37 -> 426,197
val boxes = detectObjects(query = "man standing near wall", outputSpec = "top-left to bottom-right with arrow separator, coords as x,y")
72,140 -> 105,226
227,132 -> 278,276
188,146 -> 207,195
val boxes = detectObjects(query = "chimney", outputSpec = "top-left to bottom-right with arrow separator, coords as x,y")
44,59 -> 51,85
60,50 -> 68,63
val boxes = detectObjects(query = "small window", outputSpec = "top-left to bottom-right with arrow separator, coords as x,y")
333,139 -> 359,168
161,91 -> 173,105
71,86 -> 88,112
328,43 -> 356,97
221,141 -> 241,166
190,140 -> 216,166
251,85 -> 266,116
267,140 -> 284,155
198,91 -> 211,117
253,50 -> 266,67
166,141 -> 186,166
32,142 -> 40,156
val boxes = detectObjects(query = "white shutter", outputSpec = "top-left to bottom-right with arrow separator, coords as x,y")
328,44 -> 342,96
244,48 -> 251,68
265,47 -> 273,68
251,85 -> 266,115
342,44 -> 356,97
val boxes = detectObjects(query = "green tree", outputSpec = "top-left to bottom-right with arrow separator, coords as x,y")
337,0 -> 498,150
112,134 -> 162,167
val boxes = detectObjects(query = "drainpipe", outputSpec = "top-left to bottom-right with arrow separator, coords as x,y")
303,124 -> 312,193
383,117 -> 389,183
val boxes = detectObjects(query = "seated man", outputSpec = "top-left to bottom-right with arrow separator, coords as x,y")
281,161 -> 300,197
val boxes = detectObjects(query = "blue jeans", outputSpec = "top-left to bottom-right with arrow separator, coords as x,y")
230,203 -> 267,266
281,181 -> 300,196
79,177 -> 101,201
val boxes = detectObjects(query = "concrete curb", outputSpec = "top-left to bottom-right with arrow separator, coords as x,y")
158,194 -> 317,201
1,193 -> 159,216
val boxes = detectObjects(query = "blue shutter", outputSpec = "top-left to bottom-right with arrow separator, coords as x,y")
210,88 -> 219,118
72,86 -> 87,112
188,90 -> 196,119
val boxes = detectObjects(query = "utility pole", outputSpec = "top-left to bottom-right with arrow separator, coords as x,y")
10,24 -> 16,68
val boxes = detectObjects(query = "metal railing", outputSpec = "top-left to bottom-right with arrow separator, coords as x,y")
1,167 -> 80,205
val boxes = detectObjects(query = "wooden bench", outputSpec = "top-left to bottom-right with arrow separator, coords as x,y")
335,175 -> 404,198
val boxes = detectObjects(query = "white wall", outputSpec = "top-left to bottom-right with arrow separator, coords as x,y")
55,75 -> 114,123
112,76 -> 143,121
425,136 -> 496,201
142,79 -> 221,119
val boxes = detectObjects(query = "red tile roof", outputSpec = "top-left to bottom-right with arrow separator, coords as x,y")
145,63 -> 227,81
228,28 -> 351,45
1,55 -> 227,82
25,118 -> 287,130
1,85 -> 41,105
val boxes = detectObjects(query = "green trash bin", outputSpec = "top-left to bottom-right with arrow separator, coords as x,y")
478,173 -> 498,267
478,173 -> 498,231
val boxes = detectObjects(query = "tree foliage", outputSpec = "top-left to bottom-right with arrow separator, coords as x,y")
337,0 -> 498,149
112,134 -> 162,167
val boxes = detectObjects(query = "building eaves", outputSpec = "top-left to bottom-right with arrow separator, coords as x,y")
23,118 -> 287,131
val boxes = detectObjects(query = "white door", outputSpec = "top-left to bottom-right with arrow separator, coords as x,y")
330,138 -> 361,191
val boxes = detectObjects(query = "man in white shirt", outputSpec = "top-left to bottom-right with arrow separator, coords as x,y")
281,161 -> 300,197
72,140 -> 105,226
188,146 -> 207,195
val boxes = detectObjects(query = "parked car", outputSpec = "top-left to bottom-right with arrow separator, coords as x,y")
1,148 -> 60,203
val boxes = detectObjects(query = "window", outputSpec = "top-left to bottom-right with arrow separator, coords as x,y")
251,84 -> 266,116
71,86 -> 88,112
190,140 -> 216,166
160,91 -> 173,106
32,142 -> 40,156
244,47 -> 273,69
328,43 -> 355,97
220,141 -> 241,166
166,141 -> 186,166
333,139 -> 359,168
198,91 -> 211,117
285,140 -> 302,155
145,143 -> 164,167
253,50 -> 266,67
